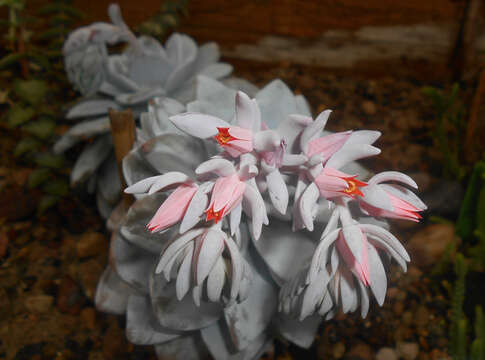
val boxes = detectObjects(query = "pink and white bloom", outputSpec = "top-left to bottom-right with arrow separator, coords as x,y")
214,126 -> 253,157
305,131 -> 352,162
148,184 -> 198,232
358,171 -> 426,222
280,203 -> 410,320
205,173 -> 246,223
155,225 -> 252,305
314,167 -> 368,199
170,91 -> 284,158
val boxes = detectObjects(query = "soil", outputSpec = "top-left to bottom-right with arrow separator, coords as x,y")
0,59 -> 472,359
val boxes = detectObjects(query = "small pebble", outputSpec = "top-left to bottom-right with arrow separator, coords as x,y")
402,311 -> 413,326
376,347 -> 398,360
407,224 -> 456,268
80,307 -> 96,330
414,305 -> 429,328
24,294 -> 54,313
76,232 -> 107,258
393,301 -> 404,316
347,342 -> 373,360
397,342 -> 419,360
333,342 -> 346,359
361,100 -> 377,115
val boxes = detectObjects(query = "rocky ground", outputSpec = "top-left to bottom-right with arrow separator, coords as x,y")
0,60 -> 467,359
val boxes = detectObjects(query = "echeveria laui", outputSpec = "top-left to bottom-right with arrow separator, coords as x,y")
96,77 -> 425,359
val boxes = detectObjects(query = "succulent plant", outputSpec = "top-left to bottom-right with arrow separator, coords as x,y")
94,77 -> 426,359
55,4 -> 255,218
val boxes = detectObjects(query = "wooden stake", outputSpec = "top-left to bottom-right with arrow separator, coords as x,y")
451,0 -> 482,80
109,108 -> 136,209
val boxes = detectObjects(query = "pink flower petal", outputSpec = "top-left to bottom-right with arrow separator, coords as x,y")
336,231 -> 370,286
306,131 -> 351,159
148,184 -> 198,232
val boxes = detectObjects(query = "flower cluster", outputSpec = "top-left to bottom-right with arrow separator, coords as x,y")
100,76 -> 426,358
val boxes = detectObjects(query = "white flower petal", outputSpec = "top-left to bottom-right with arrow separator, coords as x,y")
179,186 -> 209,234
176,244 -> 194,300
300,110 -> 332,153
148,172 -> 193,195
360,223 -> 410,262
196,230 -> 225,285
242,184 -> 268,240
195,158 -> 236,177
346,130 -> 381,145
367,243 -> 387,306
170,112 -> 230,138
253,130 -> 281,152
307,228 -> 340,284
124,175 -> 162,194
156,229 -> 205,274
381,184 -> 426,209
207,257 -> 226,302
326,144 -> 381,170
298,182 -> 320,231
223,235 -> 244,300
360,184 -> 394,211
266,169 -> 289,215
368,170 -> 418,188
339,267 -> 356,313
235,91 -> 254,129
300,269 -> 330,320
229,203 -> 242,236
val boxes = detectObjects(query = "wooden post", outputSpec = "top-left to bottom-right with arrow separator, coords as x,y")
109,108 -> 136,209
451,0 -> 482,80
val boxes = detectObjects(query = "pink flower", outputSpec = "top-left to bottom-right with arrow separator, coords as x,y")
335,227 -> 370,286
358,172 -> 426,222
205,173 -> 246,223
260,139 -> 286,168
148,184 -> 198,232
214,126 -> 253,157
305,131 -> 351,161
314,167 -> 367,199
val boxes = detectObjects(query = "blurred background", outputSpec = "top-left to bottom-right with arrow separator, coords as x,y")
0,0 -> 484,359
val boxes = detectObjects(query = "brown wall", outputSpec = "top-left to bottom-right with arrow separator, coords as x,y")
17,0 -> 485,78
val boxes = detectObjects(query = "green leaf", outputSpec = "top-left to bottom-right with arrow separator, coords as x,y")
13,79 -> 48,105
22,118 -> 56,139
470,339 -> 483,360
43,179 -> 69,196
37,194 -> 58,214
37,27 -> 69,40
28,168 -> 51,188
476,184 -> 485,241
14,137 -> 41,156
34,153 -> 64,169
38,3 -> 84,18
0,52 -> 27,70
456,161 -> 485,239
7,104 -> 35,127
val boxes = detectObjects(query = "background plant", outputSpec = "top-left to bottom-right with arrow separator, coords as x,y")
0,0 -> 83,213
422,83 -> 467,181
137,0 -> 189,39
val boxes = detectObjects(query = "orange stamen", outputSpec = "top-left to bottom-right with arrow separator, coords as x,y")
215,127 -> 236,146
205,205 -> 225,223
342,177 -> 367,197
